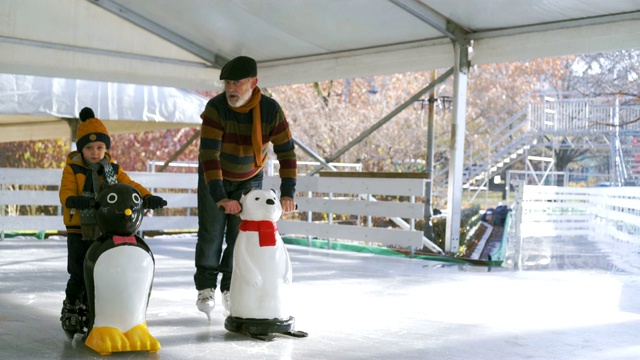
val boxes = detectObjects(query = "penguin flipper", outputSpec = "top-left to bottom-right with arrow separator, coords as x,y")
124,322 -> 161,353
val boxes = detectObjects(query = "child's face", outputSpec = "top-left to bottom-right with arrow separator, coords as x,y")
82,141 -> 107,164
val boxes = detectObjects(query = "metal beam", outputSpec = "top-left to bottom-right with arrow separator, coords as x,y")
87,0 -> 228,68
444,41 -> 470,255
0,36 -> 211,69
388,0 -> 457,41
157,130 -> 201,172
470,11 -> 640,40
292,137 -> 338,173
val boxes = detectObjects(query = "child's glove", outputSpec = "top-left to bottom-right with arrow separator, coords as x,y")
144,195 -> 167,209
66,196 -> 93,210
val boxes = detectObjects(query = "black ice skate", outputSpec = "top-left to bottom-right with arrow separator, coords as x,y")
60,299 -> 86,340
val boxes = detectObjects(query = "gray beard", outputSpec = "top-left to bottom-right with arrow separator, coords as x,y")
228,89 -> 252,108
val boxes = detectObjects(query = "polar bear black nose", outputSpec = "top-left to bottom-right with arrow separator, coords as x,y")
266,199 -> 275,205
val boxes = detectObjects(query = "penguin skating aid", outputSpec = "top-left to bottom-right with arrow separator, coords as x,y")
82,184 -> 163,355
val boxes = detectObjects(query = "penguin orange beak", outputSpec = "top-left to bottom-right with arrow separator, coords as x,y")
124,208 -> 132,216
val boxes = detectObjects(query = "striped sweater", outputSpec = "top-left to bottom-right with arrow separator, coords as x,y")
199,90 -> 297,202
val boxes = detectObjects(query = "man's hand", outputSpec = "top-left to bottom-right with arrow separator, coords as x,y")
217,198 -> 242,215
281,197 -> 296,214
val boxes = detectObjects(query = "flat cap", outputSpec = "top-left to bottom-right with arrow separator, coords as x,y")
219,56 -> 257,80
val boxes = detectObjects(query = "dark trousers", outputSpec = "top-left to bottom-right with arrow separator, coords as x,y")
65,233 -> 93,303
193,163 -> 263,292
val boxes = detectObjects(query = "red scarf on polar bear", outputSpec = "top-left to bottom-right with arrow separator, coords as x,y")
239,220 -> 278,247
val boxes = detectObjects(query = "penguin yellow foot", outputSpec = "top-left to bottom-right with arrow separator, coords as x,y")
125,323 -> 161,353
84,326 -> 128,356
85,323 -> 160,355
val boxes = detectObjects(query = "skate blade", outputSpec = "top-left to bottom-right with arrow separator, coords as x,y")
197,305 -> 213,321
63,328 -> 86,340
250,333 -> 276,342
199,310 -> 211,321
283,330 -> 308,338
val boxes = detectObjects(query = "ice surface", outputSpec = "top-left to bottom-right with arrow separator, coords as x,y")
2,234 -> 640,360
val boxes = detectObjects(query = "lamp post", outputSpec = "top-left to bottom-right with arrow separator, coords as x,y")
414,73 -> 453,245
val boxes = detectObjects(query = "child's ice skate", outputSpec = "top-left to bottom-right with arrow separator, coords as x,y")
60,299 -> 86,340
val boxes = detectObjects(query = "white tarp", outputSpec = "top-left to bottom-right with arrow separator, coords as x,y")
0,73 -> 207,142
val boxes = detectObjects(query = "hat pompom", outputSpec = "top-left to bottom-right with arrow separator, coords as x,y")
79,107 -> 95,122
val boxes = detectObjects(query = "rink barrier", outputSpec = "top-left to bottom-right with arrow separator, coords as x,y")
0,168 -> 428,249
264,172 -> 429,249
0,168 -> 200,238
511,182 -> 640,271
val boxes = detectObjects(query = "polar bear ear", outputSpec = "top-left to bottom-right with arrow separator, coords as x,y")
270,188 -> 278,196
242,188 -> 254,196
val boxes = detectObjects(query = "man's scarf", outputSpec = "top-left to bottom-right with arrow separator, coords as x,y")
238,220 -> 278,247
230,87 -> 263,166
81,156 -> 117,240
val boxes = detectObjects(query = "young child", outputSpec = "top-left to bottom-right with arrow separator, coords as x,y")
58,107 -> 166,337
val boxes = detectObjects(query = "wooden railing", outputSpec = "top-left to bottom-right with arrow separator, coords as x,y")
0,168 -> 431,251
265,172 -> 431,250
0,168 -> 199,236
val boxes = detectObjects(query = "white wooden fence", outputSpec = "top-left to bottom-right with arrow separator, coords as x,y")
0,168 -> 431,251
263,174 -> 430,249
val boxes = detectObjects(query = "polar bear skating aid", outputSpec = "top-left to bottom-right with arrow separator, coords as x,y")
224,188 -> 308,341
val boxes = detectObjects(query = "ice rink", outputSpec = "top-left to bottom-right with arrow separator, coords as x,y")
2,234 -> 640,360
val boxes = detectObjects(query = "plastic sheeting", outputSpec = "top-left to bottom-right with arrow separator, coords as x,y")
0,73 -> 207,123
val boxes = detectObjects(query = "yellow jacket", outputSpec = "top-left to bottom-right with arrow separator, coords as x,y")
59,151 -> 152,234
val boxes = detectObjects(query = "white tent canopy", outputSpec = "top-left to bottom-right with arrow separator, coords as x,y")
2,0 -> 640,91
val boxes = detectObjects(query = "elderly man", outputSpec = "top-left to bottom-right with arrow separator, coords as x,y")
194,56 -> 298,319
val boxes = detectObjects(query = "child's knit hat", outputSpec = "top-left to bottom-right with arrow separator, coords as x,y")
76,107 -> 110,150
